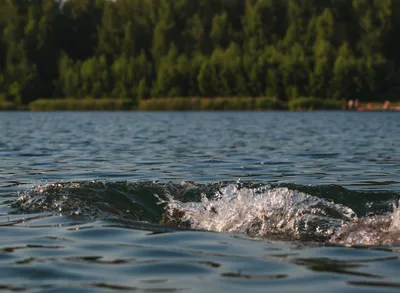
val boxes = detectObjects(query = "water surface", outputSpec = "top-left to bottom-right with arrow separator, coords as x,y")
1,111 -> 400,292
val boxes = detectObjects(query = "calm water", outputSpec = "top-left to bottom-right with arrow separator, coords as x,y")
1,111 -> 400,292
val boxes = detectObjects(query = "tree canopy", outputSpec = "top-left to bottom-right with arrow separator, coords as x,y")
1,0 -> 399,105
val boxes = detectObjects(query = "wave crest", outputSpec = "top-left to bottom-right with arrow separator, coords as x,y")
9,181 -> 400,246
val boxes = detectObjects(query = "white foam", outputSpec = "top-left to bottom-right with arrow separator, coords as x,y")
389,200 -> 400,231
162,184 -> 357,240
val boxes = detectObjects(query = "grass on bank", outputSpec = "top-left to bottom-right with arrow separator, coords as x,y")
137,97 -> 286,111
25,97 -> 350,111
28,98 -> 135,111
137,97 -> 345,110
0,100 -> 18,110
288,97 -> 346,110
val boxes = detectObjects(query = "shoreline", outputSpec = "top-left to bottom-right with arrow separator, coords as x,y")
1,97 -> 399,112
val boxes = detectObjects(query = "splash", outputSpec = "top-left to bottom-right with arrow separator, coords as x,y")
161,184 -> 400,245
329,201 -> 400,246
160,184 -> 357,241
389,200 -> 400,231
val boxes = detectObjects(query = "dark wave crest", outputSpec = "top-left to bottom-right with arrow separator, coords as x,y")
9,181 -> 223,221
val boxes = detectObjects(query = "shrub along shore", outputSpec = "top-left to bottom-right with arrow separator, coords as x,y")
1,97 -> 347,111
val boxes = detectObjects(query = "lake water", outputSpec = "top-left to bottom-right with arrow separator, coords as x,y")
1,111 -> 400,292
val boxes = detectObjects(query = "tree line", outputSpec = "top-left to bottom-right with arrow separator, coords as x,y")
1,0 -> 400,106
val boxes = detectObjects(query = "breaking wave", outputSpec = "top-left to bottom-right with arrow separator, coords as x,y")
7,180 -> 400,246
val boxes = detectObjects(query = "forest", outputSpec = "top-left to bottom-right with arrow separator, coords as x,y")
1,0 -> 400,110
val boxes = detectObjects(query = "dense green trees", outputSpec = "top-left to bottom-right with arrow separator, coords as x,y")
0,0 -> 399,106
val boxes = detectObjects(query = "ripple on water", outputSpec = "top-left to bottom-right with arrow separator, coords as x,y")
1,112 -> 400,292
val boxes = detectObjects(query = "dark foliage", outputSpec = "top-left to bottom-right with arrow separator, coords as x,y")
0,0 -> 398,106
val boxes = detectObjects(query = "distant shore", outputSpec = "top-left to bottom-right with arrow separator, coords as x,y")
1,97 -> 399,112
